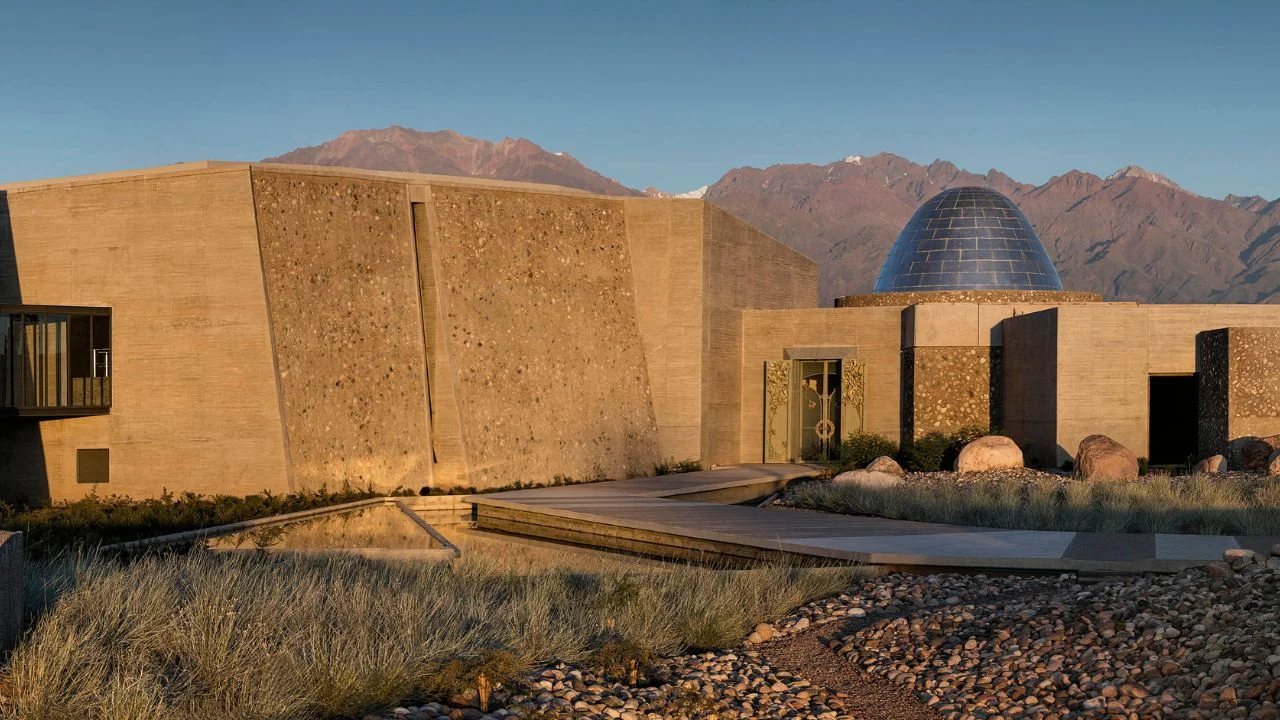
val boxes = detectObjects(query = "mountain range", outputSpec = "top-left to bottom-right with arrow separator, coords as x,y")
265,127 -> 1280,305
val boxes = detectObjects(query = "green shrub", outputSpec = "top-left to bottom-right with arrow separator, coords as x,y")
896,426 -> 995,472
653,459 -> 703,476
836,432 -> 898,470
0,485 -> 400,559
896,432 -> 952,472
1137,456 -> 1150,475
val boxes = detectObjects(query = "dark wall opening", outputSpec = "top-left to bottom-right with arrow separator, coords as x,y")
1149,375 -> 1199,467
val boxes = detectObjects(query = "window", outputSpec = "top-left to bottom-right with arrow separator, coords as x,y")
0,306 -> 110,415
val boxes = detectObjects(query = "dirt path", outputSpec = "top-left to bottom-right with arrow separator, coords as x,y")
759,631 -> 941,720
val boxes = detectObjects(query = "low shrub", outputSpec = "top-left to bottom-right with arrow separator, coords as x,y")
835,432 -> 899,470
0,485 -> 403,558
419,470 -> 612,497
896,432 -> 952,472
653,459 -> 703,476
896,425 -> 995,472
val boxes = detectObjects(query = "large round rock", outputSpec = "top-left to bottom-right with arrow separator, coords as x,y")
1269,449 -> 1280,477
1074,434 -> 1139,482
1193,454 -> 1226,474
831,469 -> 902,489
865,455 -> 904,475
953,435 -> 1024,473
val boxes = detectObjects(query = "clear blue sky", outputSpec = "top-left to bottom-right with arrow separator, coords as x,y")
2,1 -> 1277,198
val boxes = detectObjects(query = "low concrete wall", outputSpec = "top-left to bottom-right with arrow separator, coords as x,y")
1,531 -> 23,652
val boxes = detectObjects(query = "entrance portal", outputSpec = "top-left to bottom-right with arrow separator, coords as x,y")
763,354 -> 864,463
796,359 -> 841,462
1149,375 -> 1198,468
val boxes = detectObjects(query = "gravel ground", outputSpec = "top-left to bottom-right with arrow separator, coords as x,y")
766,548 -> 1280,719
374,651 -> 863,719
377,548 -> 1280,719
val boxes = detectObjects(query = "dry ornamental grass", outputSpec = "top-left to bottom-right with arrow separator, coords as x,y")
786,473 -> 1280,535
0,548 -> 849,720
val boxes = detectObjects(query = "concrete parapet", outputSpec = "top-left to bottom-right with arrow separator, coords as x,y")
0,531 -> 23,653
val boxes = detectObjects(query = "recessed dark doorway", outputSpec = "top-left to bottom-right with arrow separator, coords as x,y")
1149,375 -> 1198,467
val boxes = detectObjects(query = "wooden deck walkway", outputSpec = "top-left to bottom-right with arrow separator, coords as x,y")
469,464 -> 1279,573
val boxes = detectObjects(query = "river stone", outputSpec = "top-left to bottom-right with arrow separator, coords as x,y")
865,455 -> 904,475
1074,434 -> 1139,482
1193,454 -> 1226,474
954,435 -> 1024,473
831,469 -> 902,489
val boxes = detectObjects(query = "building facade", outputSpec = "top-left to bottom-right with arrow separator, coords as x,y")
0,164 -> 1276,502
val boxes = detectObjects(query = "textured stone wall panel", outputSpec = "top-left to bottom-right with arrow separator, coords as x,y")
1226,327 -> 1280,440
252,171 -> 431,492
837,290 -> 1101,308
429,186 -> 660,486
907,346 -> 1000,439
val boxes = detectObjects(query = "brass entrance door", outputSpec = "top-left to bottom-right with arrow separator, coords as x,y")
797,359 -> 841,462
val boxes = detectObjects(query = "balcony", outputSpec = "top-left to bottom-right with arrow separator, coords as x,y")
0,305 -> 111,417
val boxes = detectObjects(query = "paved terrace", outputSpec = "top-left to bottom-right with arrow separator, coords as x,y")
469,464 -> 1280,573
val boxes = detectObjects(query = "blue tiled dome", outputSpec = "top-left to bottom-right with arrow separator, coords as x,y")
873,187 -> 1062,292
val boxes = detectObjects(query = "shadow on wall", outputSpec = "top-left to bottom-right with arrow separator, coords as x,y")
0,191 -> 50,505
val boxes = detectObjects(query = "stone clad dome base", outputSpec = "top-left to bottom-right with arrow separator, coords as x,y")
835,289 -> 1103,308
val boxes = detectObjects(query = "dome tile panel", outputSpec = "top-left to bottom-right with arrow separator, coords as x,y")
873,187 -> 1062,292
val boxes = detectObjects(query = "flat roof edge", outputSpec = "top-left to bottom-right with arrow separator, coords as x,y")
0,160 -> 648,200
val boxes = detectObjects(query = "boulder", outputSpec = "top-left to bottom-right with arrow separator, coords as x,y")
1204,561 -> 1234,579
865,455 -> 904,475
1073,434 -> 1139,482
1224,547 -> 1260,570
831,469 -> 902,489
1193,454 -> 1225,474
953,435 -> 1024,473
1270,449 -> 1280,477
1228,435 -> 1280,472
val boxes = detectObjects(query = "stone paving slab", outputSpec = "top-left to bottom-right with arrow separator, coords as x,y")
469,465 -> 1280,573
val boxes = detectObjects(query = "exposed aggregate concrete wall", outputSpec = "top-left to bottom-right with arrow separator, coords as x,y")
1198,327 -> 1280,456
252,171 -> 431,493
903,346 -> 1001,441
427,185 -> 660,487
836,290 -> 1101,307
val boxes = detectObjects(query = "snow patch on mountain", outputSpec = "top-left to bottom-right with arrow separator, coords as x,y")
1107,165 -> 1180,189
676,185 -> 708,199
843,155 -> 864,165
